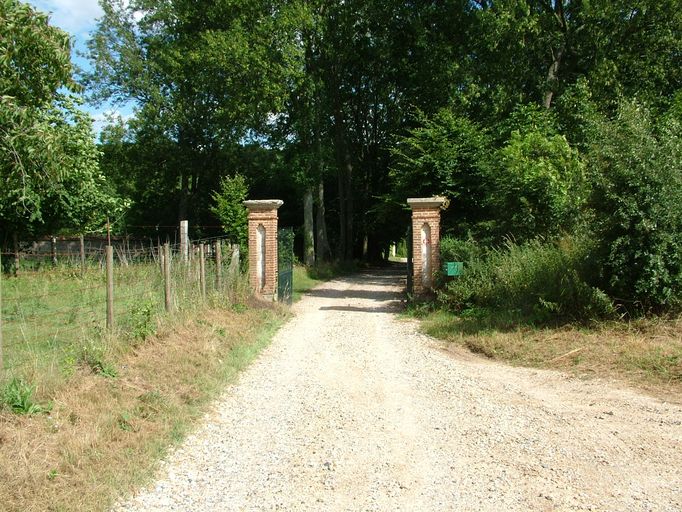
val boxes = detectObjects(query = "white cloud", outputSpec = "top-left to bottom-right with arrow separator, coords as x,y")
29,0 -> 103,35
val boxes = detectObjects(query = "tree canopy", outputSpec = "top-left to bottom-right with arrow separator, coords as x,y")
0,0 -> 124,240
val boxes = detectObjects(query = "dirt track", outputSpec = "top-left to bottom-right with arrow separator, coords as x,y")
116,266 -> 681,511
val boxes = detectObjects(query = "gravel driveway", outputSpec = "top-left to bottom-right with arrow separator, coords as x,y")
117,266 -> 681,511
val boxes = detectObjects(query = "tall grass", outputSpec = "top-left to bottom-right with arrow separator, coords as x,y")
0,246 -> 249,402
438,235 -> 615,325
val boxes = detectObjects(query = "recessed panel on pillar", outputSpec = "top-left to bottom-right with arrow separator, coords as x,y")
243,199 -> 283,299
421,223 -> 432,288
407,197 -> 446,295
256,224 -> 266,292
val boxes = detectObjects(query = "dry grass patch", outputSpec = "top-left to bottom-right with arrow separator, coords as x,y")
0,303 -> 286,512
422,311 -> 682,401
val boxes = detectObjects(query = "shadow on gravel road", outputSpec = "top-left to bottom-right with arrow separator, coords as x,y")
306,263 -> 407,313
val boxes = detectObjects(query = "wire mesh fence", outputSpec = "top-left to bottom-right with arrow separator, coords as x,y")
0,235 -> 243,382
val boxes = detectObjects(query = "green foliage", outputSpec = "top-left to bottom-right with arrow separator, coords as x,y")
211,175 -> 248,250
389,109 -> 491,236
588,100 -> 682,311
130,301 -> 156,342
488,127 -> 587,241
1,377 -> 51,414
78,339 -> 117,378
0,0 -> 126,238
437,236 -> 615,324
87,0 -> 305,228
439,236 -> 485,266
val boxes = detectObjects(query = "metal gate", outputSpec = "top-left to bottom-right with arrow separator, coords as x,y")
277,228 -> 294,304
406,225 -> 413,295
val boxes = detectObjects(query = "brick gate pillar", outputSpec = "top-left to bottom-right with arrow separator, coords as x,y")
407,197 -> 446,295
243,200 -> 283,299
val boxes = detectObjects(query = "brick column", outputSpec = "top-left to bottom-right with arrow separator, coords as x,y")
243,200 -> 283,299
407,197 -> 446,295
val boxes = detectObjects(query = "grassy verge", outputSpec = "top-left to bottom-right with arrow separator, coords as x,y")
1,256 -> 243,385
419,309 -> 682,400
0,301 -> 286,512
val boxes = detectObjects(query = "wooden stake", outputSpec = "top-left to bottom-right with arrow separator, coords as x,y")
215,240 -> 222,291
163,243 -> 172,312
180,220 -> 189,262
80,234 -> 86,277
12,232 -> 19,276
106,245 -> 114,331
199,243 -> 206,299
51,236 -> 58,267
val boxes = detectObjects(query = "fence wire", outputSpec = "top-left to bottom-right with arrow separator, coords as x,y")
0,237 -> 241,379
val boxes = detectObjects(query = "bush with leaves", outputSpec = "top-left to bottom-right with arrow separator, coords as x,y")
588,101 -> 682,312
487,126 -> 587,242
389,109 -> 491,236
211,174 -> 249,251
437,235 -> 614,324
0,0 -> 126,238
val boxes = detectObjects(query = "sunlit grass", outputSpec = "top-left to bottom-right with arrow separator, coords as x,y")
420,308 -> 682,398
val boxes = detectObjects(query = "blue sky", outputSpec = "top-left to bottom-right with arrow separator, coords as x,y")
27,0 -> 135,135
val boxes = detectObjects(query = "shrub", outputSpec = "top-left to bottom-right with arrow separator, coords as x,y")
487,129 -> 587,242
440,235 -> 486,265
437,236 -> 615,324
588,100 -> 682,312
211,174 -> 248,252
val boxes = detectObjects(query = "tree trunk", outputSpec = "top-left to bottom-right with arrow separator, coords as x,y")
345,154 -> 353,261
333,108 -> 347,260
315,180 -> 331,262
303,188 -> 315,266
543,45 -> 565,109
179,171 -> 189,223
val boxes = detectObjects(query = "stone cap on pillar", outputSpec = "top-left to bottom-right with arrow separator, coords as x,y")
407,196 -> 447,209
243,199 -> 284,211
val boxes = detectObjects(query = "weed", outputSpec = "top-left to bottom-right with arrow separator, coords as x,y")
130,301 -> 156,341
437,235 -> 616,325
231,303 -> 247,313
1,378 -> 51,415
117,411 -> 137,432
78,339 -> 117,378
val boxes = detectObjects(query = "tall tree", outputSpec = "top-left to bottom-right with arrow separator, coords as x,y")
0,0 -> 124,243
87,0 -> 305,225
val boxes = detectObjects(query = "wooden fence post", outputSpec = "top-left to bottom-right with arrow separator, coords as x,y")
158,240 -> 163,272
215,240 -> 222,291
106,246 -> 114,331
199,243 -> 206,299
163,243 -> 172,312
51,236 -> 58,267
180,220 -> 189,262
229,244 -> 240,277
13,233 -> 19,276
80,235 -> 86,277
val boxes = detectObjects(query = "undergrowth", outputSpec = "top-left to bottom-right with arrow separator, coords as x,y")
438,235 -> 615,325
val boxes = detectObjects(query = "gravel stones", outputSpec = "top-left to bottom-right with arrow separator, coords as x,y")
115,267 -> 682,511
